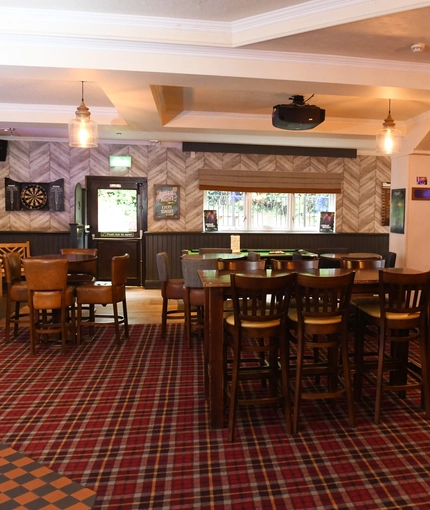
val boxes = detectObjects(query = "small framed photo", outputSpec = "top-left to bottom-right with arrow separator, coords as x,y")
416,176 -> 427,185
204,210 -> 218,231
154,185 -> 180,219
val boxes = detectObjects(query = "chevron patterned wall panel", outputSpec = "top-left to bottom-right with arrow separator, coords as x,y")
1,142 -> 390,235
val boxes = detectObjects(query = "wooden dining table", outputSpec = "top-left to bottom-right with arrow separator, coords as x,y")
31,253 -> 98,273
198,266 -> 422,429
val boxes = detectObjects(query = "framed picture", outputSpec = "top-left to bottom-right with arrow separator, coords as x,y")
390,188 -> 405,234
204,209 -> 218,231
412,187 -> 430,200
319,211 -> 335,233
154,185 -> 180,220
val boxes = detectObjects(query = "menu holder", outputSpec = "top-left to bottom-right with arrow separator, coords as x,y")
230,235 -> 241,254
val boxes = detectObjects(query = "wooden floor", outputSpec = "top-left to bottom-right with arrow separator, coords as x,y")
0,287 -> 179,327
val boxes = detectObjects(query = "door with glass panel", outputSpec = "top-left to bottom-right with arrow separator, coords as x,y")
86,176 -> 148,286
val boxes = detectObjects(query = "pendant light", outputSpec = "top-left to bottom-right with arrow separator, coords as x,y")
375,99 -> 401,154
68,81 -> 98,148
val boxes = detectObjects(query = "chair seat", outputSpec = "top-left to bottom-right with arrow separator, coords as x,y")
33,286 -> 75,309
9,282 -> 28,302
165,279 -> 184,299
225,314 -> 281,329
356,302 -> 420,320
76,282 -> 125,305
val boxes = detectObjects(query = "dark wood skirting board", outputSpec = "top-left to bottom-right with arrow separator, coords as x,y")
144,231 -> 389,287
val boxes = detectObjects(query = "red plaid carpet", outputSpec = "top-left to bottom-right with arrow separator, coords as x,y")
0,324 -> 429,509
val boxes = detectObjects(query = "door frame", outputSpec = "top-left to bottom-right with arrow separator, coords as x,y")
85,176 -> 148,285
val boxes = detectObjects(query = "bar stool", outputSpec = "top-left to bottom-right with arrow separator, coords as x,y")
3,252 -> 30,344
181,257 -> 218,348
156,252 -> 184,338
224,272 -> 297,441
23,258 -> 76,355
354,269 -> 430,423
76,254 -> 129,346
288,272 -> 356,434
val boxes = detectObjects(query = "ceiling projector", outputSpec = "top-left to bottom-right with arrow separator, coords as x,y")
272,95 -> 325,130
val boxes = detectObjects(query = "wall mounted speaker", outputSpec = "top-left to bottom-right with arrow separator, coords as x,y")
0,140 -> 8,161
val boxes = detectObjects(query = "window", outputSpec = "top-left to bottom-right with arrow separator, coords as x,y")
204,191 -> 335,232
97,189 -> 138,234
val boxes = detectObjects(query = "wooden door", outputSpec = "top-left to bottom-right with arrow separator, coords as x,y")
86,176 -> 148,286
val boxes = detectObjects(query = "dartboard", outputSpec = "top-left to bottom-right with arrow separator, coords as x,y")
20,184 -> 48,210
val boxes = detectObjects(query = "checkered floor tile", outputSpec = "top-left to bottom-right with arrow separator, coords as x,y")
0,443 -> 96,509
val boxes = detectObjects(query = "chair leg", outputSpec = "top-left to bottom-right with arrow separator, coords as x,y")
280,338 -> 292,435
122,299 -> 129,338
77,304 -> 82,346
113,302 -> 121,344
374,327 -> 387,424
340,330 -> 356,428
228,332 -> 241,442
293,332 -> 305,435
419,332 -> 430,419
161,297 -> 168,338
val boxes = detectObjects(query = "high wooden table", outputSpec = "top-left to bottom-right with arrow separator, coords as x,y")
198,267 -> 420,429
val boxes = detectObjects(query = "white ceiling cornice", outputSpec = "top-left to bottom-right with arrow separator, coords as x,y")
2,33 -> 430,77
3,0 -> 430,49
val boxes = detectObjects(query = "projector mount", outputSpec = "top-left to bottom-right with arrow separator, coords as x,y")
289,94 -> 315,106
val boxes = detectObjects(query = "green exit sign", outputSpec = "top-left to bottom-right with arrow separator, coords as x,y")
109,156 -> 132,167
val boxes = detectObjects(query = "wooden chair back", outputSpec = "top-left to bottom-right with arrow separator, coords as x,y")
271,258 -> 319,271
340,258 -> 385,269
217,259 -> 266,271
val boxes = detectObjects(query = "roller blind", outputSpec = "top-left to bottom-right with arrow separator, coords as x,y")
198,169 -> 342,193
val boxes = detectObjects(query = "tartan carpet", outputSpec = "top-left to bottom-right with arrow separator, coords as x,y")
0,325 -> 429,509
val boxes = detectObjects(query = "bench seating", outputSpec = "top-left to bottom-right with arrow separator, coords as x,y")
0,242 -> 31,296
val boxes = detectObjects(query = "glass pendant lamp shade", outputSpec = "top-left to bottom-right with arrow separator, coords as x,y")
68,82 -> 98,148
376,100 -> 401,154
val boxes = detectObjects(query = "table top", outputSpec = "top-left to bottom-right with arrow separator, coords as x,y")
182,253 -> 245,260
319,252 -> 382,260
198,267 -> 421,288
31,253 -> 97,262
186,249 -> 318,259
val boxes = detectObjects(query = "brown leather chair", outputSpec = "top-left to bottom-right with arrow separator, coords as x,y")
156,252 -> 184,338
181,257 -> 218,348
22,257 -> 76,355
354,269 -> 430,423
60,248 -> 98,285
3,252 -> 30,344
288,272 -> 356,434
224,272 -> 297,441
76,254 -> 129,346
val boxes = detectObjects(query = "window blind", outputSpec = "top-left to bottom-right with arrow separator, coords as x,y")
198,169 -> 342,193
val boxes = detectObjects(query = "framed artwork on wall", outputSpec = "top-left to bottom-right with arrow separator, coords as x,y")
411,187 -> 430,200
390,188 -> 405,234
154,184 -> 180,219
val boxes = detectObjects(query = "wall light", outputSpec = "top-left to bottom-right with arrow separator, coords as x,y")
68,81 -> 98,148
376,99 -> 401,154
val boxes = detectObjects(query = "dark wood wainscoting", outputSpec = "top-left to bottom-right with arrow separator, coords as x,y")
0,231 -> 71,256
144,231 -> 389,287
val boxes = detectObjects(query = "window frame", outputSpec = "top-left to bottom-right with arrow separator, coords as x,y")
204,190 -> 336,233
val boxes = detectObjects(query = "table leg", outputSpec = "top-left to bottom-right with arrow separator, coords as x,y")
205,286 -> 225,429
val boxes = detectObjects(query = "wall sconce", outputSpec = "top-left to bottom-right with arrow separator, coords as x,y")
376,99 -> 401,154
68,81 -> 98,148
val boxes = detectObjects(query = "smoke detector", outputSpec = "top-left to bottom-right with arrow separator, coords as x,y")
411,43 -> 426,53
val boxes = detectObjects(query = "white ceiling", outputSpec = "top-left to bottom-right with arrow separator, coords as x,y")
1,0 -> 430,153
